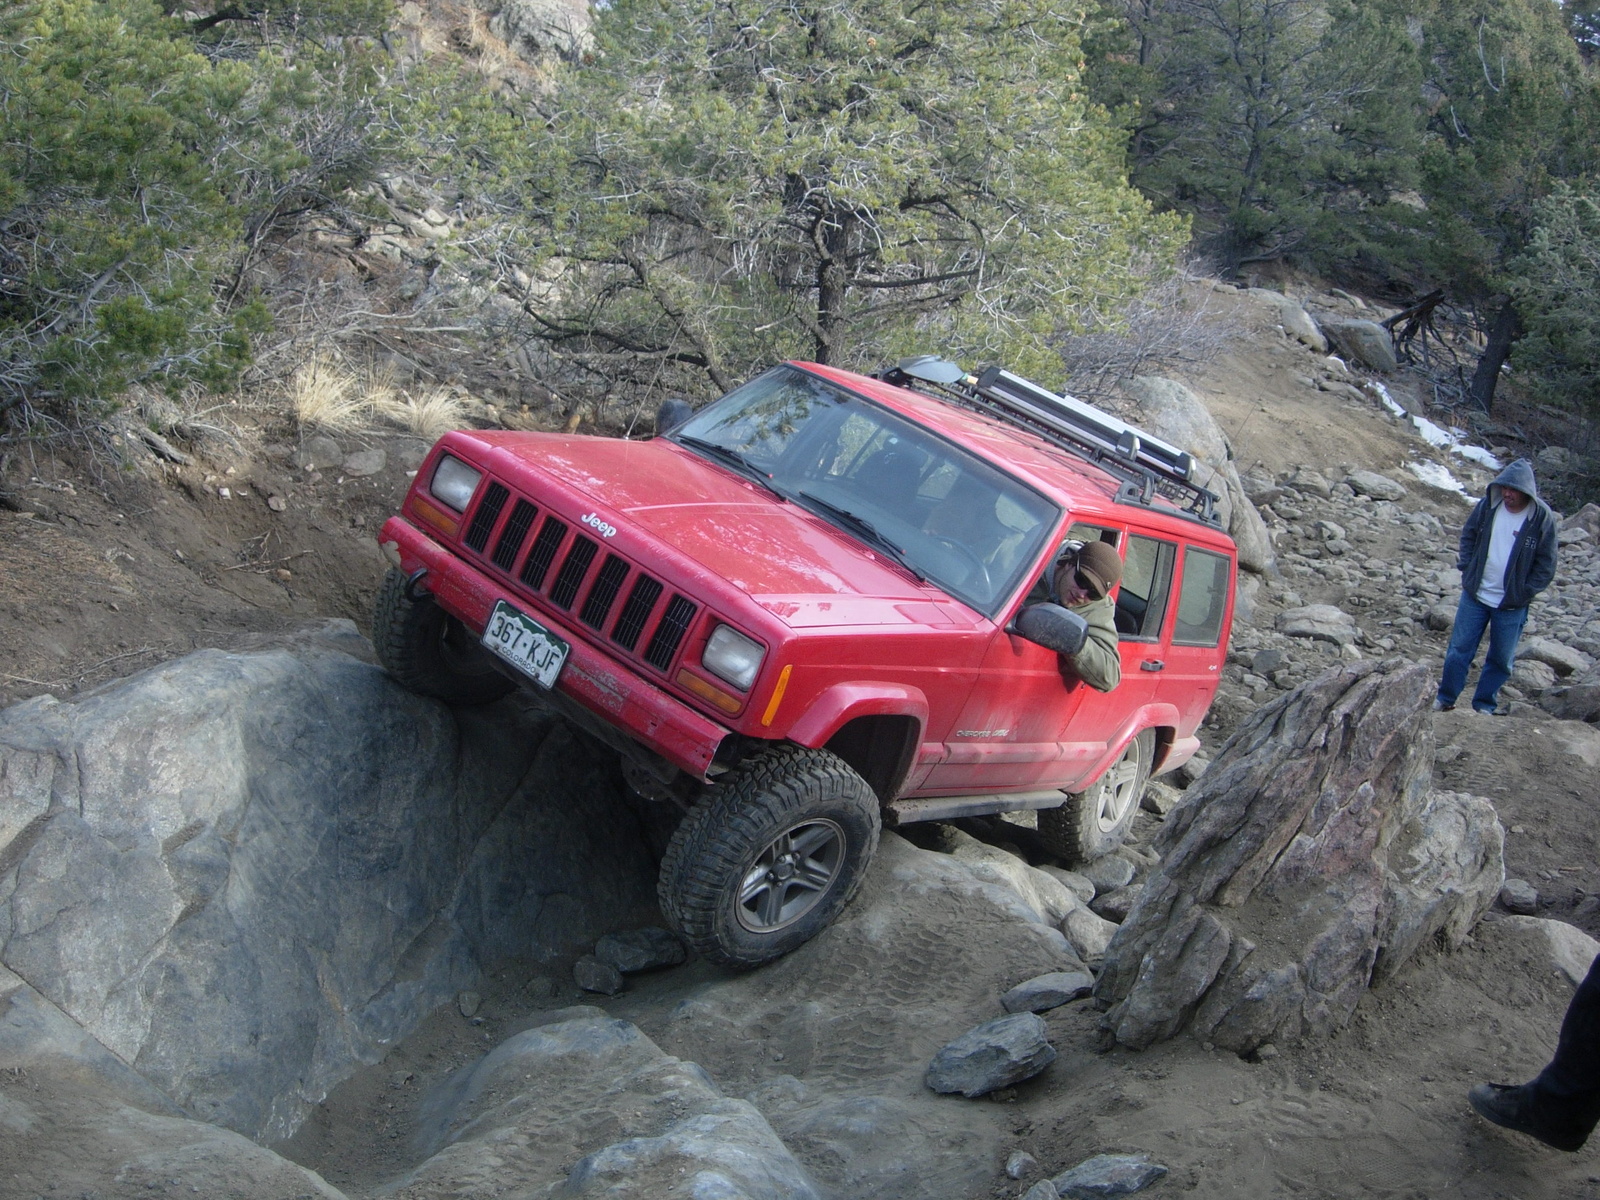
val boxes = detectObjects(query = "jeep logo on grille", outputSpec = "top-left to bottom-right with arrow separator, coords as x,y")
581,512 -> 618,539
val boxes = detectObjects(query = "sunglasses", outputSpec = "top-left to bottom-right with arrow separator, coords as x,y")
1056,559 -> 1097,595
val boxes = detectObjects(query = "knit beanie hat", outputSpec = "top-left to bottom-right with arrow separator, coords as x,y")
1073,541 -> 1123,599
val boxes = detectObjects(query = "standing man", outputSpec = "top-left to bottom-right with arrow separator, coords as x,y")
1435,458 -> 1557,714
1047,541 -> 1123,693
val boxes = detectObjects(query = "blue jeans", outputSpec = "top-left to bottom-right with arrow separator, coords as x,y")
1437,592 -> 1528,712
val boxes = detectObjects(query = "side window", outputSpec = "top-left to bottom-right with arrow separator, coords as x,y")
1024,524 -> 1121,604
1173,546 -> 1232,647
1117,534 -> 1176,641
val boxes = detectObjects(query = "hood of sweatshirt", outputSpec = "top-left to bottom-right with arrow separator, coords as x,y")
1488,457 -> 1540,506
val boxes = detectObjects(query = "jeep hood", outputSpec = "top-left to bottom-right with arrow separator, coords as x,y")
477,432 -> 984,629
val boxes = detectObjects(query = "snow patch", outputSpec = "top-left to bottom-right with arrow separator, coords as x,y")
1407,460 -> 1471,496
1366,382 -> 1502,472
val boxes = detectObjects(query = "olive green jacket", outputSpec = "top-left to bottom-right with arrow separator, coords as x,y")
1064,595 -> 1121,693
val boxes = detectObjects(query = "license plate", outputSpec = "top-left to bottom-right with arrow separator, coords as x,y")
481,600 -> 570,689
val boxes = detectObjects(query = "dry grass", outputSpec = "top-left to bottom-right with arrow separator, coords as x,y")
290,357 -> 369,433
372,388 -> 468,440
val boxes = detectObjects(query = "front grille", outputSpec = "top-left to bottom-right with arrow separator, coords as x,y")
455,476 -> 712,685
582,554 -> 630,630
645,595 -> 698,670
549,537 -> 598,609
521,517 -> 566,589
464,482 -> 509,552
492,499 -> 538,571
612,575 -> 663,651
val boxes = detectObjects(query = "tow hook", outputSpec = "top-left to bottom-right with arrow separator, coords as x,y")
404,568 -> 431,602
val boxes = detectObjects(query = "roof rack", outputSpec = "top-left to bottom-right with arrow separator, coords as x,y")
878,356 -> 1221,526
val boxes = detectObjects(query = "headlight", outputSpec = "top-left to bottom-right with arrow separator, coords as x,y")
430,455 -> 482,512
702,624 -> 765,692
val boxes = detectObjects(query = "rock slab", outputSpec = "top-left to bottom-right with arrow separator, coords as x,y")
0,630 -> 661,1143
1002,971 -> 1096,1013
1051,1153 -> 1169,1198
1096,659 -> 1503,1054
925,1013 -> 1056,1096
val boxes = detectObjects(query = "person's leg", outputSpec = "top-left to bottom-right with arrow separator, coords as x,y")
1438,593 -> 1491,707
1471,605 -> 1530,713
1470,954 -> 1600,1150
1531,954 -> 1600,1107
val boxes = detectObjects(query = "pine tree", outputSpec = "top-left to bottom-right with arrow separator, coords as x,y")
475,0 -> 1188,399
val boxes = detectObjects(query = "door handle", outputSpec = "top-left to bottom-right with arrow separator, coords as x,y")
1140,660 -> 1165,672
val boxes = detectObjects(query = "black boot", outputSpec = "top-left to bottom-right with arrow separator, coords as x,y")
1468,1082 -> 1594,1152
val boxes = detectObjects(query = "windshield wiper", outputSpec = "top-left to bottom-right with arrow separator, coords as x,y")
676,436 -> 787,499
797,492 -> 925,581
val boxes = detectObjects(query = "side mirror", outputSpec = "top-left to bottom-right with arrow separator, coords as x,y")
1011,603 -> 1088,656
655,397 -> 693,437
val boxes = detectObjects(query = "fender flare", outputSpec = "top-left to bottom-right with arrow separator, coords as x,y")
784,682 -> 929,749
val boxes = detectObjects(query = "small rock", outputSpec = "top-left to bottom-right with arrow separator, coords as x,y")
925,1013 -> 1057,1097
1090,884 -> 1144,925
218,486 -> 232,499
1345,470 -> 1408,500
1255,1043 -> 1279,1061
1140,781 -> 1182,816
1061,907 -> 1118,961
1172,755 -> 1209,788
266,494 -> 288,512
1051,1153 -> 1169,1199
1080,856 -> 1136,893
1424,602 -> 1456,632
1023,1182 -> 1061,1200
1501,879 -> 1541,916
1036,866 -> 1096,905
457,990 -> 482,1018
294,435 -> 343,471
574,955 -> 625,996
1001,971 -> 1096,1014
595,927 -> 687,973
1007,1150 -> 1040,1180
1276,604 -> 1359,647
1251,648 -> 1286,675
1286,466 -> 1333,499
343,447 -> 387,477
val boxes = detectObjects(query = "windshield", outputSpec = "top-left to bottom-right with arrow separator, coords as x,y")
671,365 -> 1060,614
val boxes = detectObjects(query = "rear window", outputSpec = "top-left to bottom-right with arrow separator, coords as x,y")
1173,546 -> 1231,647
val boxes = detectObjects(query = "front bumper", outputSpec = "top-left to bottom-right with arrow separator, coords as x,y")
381,517 -> 732,779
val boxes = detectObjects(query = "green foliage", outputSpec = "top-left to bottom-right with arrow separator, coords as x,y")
467,0 -> 1187,398
1382,0 -> 1600,302
1507,182 -> 1600,412
1087,0 -> 1423,273
0,0 -> 399,423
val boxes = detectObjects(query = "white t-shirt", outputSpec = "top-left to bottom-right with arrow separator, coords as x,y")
1476,502 -> 1530,608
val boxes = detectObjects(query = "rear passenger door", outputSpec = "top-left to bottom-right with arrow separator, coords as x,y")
1160,544 -> 1234,736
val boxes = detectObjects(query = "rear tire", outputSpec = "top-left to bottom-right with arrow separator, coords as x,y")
372,567 -> 515,705
658,745 -> 880,969
1038,729 -> 1153,865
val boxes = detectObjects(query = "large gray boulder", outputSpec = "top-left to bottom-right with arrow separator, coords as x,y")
0,625 -> 660,1143
0,965 -> 349,1198
394,1011 -> 820,1199
1320,318 -> 1399,373
1095,660 -> 1503,1054
1124,376 -> 1276,575
1539,663 -> 1600,722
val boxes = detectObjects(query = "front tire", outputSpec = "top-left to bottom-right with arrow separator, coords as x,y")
1038,729 -> 1153,865
372,567 -> 515,705
658,745 -> 880,968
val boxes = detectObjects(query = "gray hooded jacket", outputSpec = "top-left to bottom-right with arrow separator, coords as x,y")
1457,458 -> 1558,611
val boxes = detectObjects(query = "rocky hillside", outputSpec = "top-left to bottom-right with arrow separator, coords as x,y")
7,279 -> 1600,1199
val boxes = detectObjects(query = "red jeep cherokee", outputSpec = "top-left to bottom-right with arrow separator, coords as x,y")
375,358 -> 1236,966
